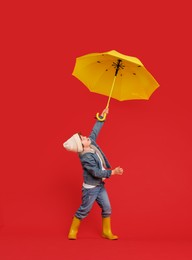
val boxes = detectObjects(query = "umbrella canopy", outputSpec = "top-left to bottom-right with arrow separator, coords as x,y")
72,50 -> 159,120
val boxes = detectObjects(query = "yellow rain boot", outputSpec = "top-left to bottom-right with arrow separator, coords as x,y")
102,217 -> 118,240
68,216 -> 81,240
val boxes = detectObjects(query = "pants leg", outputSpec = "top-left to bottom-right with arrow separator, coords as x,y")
75,186 -> 99,219
75,184 -> 112,219
96,184 -> 112,218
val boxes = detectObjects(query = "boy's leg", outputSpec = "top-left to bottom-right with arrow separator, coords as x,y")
68,187 -> 99,239
96,184 -> 118,240
96,184 -> 112,218
75,186 -> 99,219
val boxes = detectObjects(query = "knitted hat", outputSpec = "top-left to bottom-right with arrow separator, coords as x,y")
63,133 -> 83,153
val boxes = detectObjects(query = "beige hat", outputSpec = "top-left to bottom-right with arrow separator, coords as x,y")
63,133 -> 83,152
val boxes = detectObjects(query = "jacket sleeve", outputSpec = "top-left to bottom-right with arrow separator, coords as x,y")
89,119 -> 105,141
82,154 -> 111,179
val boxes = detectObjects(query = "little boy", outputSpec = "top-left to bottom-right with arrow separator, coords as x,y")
63,108 -> 123,239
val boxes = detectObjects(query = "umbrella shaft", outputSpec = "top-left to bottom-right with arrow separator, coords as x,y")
106,76 -> 117,108
115,59 -> 122,76
106,59 -> 121,108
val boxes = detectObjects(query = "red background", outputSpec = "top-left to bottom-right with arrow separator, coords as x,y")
1,0 -> 192,259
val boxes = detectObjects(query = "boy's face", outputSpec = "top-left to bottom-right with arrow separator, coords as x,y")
80,135 -> 91,148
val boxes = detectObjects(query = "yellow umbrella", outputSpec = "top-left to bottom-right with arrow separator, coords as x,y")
72,50 -> 159,121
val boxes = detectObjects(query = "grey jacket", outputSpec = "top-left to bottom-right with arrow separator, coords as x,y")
79,119 -> 112,186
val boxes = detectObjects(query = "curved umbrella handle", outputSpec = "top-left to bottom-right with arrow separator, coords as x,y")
96,112 -> 107,121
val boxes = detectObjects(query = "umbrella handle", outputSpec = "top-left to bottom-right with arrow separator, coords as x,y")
96,112 -> 107,121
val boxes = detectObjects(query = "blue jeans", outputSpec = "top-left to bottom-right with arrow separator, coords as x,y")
75,183 -> 112,219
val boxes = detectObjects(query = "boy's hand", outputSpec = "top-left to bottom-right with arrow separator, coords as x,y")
101,108 -> 109,117
111,166 -> 124,176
